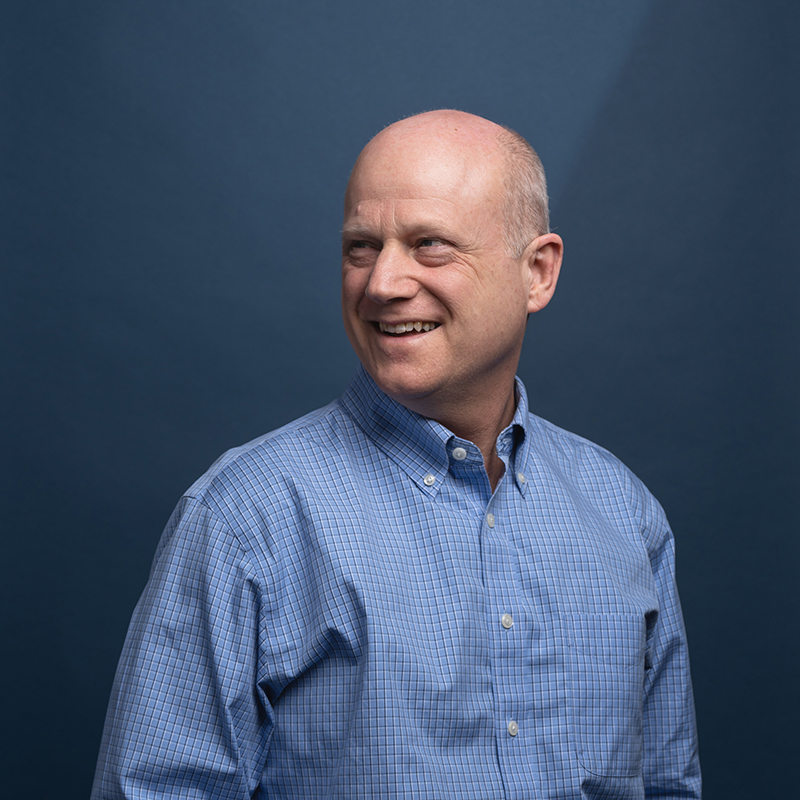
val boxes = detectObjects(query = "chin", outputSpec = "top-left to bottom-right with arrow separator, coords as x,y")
368,365 -> 441,405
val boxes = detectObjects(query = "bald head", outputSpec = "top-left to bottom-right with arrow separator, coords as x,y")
347,110 -> 549,258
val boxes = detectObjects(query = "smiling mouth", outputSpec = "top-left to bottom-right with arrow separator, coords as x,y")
378,321 -> 439,335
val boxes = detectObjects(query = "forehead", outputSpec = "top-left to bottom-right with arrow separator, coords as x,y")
344,134 -> 506,222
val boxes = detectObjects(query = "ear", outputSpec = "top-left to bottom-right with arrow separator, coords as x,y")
523,233 -> 563,314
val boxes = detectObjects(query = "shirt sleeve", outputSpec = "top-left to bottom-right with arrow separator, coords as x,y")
639,488 -> 702,799
91,496 -> 273,799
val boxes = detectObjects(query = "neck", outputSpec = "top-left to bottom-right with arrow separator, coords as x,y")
402,379 -> 518,493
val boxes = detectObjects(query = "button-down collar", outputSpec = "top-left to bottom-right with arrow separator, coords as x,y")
340,367 -> 531,497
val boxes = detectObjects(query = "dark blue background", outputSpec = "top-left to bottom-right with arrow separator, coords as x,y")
2,1 -> 798,797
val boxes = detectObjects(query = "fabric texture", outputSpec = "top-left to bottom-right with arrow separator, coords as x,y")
92,367 -> 700,799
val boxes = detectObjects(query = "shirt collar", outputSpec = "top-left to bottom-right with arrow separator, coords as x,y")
340,367 -> 532,498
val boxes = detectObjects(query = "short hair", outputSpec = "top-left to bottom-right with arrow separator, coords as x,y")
497,126 -> 550,257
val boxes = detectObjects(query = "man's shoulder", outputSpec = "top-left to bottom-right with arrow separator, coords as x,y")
526,411 -> 629,473
183,398 -> 363,513
525,412 -> 665,534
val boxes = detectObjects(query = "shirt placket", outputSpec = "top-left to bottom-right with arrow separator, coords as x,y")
480,444 -> 540,799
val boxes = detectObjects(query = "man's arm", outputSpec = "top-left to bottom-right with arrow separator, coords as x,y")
92,496 -> 272,799
640,490 -> 701,799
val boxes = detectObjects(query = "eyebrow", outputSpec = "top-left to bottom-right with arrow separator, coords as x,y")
340,225 -> 375,239
341,221 -> 458,240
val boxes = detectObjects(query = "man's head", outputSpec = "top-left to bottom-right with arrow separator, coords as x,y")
341,110 -> 563,430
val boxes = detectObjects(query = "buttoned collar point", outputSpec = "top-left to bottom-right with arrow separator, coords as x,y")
501,381 -> 530,497
340,367 -> 450,497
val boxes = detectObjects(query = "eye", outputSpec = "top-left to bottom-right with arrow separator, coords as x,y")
414,237 -> 454,267
344,239 -> 380,266
343,239 -> 377,255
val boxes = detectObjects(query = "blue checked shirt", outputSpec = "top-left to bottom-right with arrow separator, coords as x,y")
93,367 -> 700,799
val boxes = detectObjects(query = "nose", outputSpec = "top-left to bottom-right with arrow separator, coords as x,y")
364,244 -> 419,305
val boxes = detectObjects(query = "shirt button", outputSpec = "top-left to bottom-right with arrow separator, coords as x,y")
423,474 -> 436,486
517,472 -> 526,484
508,720 -> 519,737
452,446 -> 467,461
486,513 -> 495,528
501,613 -> 513,629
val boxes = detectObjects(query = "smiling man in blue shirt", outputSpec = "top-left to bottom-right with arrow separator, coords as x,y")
92,110 -> 701,799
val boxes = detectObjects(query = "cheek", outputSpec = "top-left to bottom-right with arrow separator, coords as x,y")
341,269 -> 366,309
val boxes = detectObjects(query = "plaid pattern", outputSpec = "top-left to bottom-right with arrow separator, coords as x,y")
92,367 -> 700,799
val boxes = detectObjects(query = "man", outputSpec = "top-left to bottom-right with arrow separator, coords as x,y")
92,110 -> 700,799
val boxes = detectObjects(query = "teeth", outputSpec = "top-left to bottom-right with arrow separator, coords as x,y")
379,322 -> 438,334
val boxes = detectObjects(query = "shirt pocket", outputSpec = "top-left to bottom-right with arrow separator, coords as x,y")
565,612 -> 645,778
